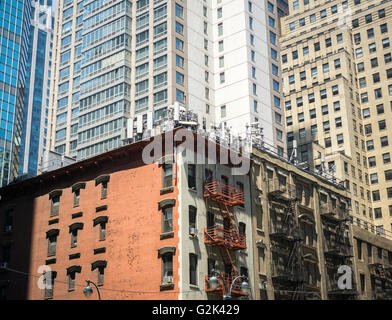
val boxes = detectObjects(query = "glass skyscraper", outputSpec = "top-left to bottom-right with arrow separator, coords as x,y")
19,0 -> 54,176
0,0 -> 31,186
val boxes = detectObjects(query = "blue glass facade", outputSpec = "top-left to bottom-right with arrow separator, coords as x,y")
0,0 -> 31,186
19,0 -> 53,177
20,28 -> 47,175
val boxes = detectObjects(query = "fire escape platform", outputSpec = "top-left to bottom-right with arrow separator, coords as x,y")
204,227 -> 246,250
203,180 -> 244,206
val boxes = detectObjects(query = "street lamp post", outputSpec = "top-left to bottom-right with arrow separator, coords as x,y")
208,270 -> 250,300
83,280 -> 101,300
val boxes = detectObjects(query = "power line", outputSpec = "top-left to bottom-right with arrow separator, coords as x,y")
2,266 -> 348,298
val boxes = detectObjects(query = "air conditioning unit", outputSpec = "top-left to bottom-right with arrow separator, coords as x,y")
0,262 -> 8,269
163,275 -> 173,283
189,228 -> 198,237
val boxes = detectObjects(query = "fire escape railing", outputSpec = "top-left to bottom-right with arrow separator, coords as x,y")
203,179 -> 248,299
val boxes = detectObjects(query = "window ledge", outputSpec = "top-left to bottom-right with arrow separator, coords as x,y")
160,186 -> 174,195
189,284 -> 199,290
160,282 -> 174,291
160,231 -> 174,240
48,218 -> 59,225
94,247 -> 106,255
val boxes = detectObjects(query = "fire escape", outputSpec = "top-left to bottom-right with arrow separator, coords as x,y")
268,178 -> 305,300
369,255 -> 392,300
321,201 -> 357,299
203,179 -> 249,299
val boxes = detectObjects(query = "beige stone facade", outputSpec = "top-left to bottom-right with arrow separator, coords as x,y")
280,0 -> 392,235
250,146 -> 392,300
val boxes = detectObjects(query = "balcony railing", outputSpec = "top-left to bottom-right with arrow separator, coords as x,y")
269,222 -> 299,241
271,264 -> 300,283
267,179 -> 297,201
324,240 -> 353,259
205,274 -> 249,297
203,179 -> 244,206
327,281 -> 358,296
204,226 -> 246,250
372,289 -> 392,300
320,203 -> 348,221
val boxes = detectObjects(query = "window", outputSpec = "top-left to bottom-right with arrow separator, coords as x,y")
69,223 -> 83,248
381,136 -> 389,147
44,271 -> 55,299
162,253 -> 173,284
73,189 -> 80,207
380,23 -> 388,35
162,205 -> 173,233
337,134 -> 344,145
379,120 -> 386,131
47,231 -> 58,257
99,220 -> 106,241
311,124 -> 317,136
176,55 -> 184,68
385,170 -> 392,181
377,104 -> 384,115
325,137 -> 332,148
357,239 -> 362,260
50,193 -> 61,216
188,164 -> 196,190
176,38 -> 184,51
189,253 -> 198,285
189,206 -> 197,235
310,109 -> 316,119
162,163 -> 173,189
383,153 -> 391,164
374,208 -> 382,219
221,105 -> 226,118
100,181 -> 108,199
175,3 -> 183,18
370,173 -> 378,184
368,156 -> 376,168
369,43 -> 376,53
367,140 -> 374,151
217,7 -> 222,19
218,23 -> 223,36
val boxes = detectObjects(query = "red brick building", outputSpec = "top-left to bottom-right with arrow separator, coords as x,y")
0,136 -> 181,300
0,130 -> 253,300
